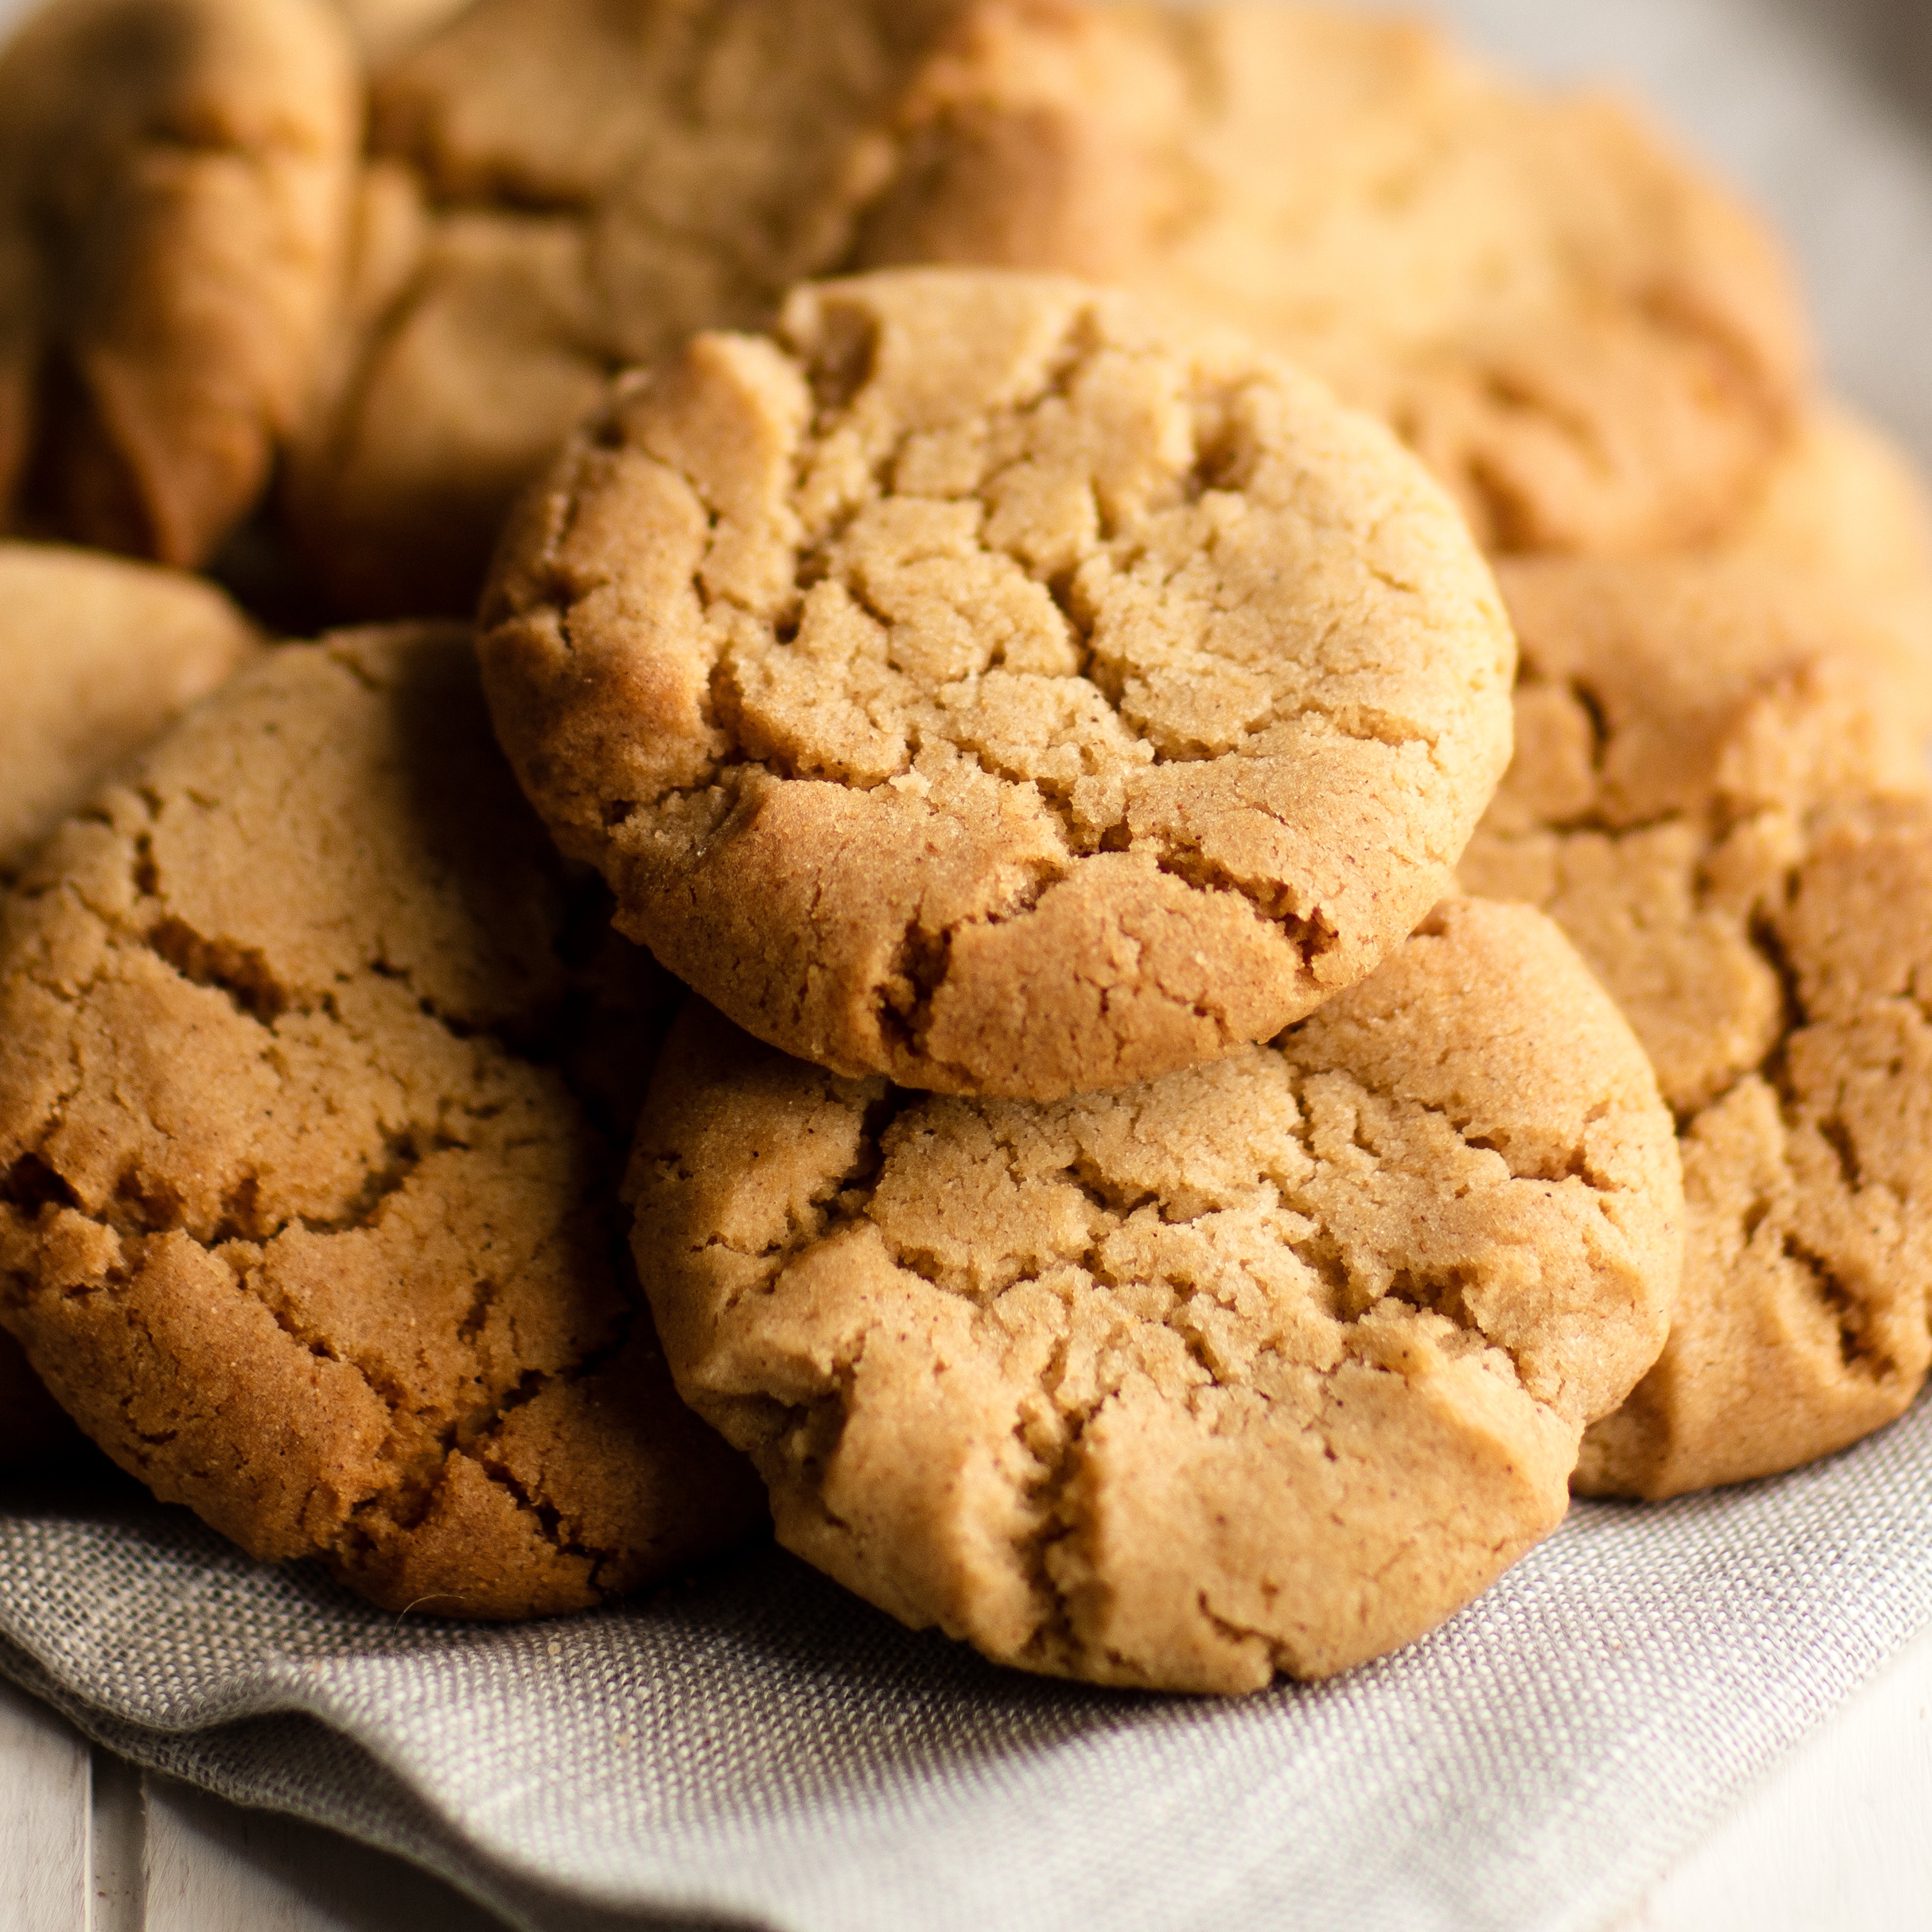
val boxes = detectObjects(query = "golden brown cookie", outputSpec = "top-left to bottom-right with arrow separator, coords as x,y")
1459,557 -> 1932,1497
0,625 -> 763,1615
331,0 -> 467,62
285,0 -> 984,613
481,268 -> 1514,1101
1710,403 -> 1932,707
854,2 -> 1809,560
1720,402 -> 1932,597
0,0 -> 359,567
629,898 -> 1682,1694
0,542 -> 261,878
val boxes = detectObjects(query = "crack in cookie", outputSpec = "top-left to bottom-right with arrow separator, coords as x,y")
483,269 -> 1514,1100
627,897 -> 1681,1693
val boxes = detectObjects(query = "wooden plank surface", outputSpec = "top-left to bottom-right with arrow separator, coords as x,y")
0,1675 -> 87,1932
1625,1617 -> 1932,1931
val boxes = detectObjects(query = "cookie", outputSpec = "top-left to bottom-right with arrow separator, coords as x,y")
481,268 -> 1515,1101
628,898 -> 1682,1693
331,0 -> 467,62
0,0 -> 359,567
855,2 -> 1809,560
1720,403 -> 1932,597
284,0 -> 986,613
0,542 -> 261,879
1458,558 -> 1932,1497
286,0 -> 1806,617
0,625 -> 764,1616
1711,403 -> 1932,703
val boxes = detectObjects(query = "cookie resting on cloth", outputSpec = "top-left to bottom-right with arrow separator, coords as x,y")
0,0 -> 360,568
481,268 -> 1515,1101
1460,558 -> 1932,1497
627,898 -> 1682,1695
0,626 -> 763,1616
855,1 -> 1807,560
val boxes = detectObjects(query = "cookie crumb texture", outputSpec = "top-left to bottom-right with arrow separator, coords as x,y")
0,627 -> 762,1617
1462,560 -> 1932,1496
0,0 -> 359,566
630,899 -> 1681,1693
485,269 -> 1513,1101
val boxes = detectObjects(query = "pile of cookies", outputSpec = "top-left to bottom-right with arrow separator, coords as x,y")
2,0 -> 1930,1698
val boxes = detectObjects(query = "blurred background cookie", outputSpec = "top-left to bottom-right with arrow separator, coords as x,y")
628,898 -> 1682,1694
0,542 -> 261,877
0,0 -> 360,568
0,625 -> 764,1614
863,2 -> 1809,561
1460,557 -> 1932,1497
284,0 -> 1809,620
284,0 -> 985,613
481,269 -> 1514,1099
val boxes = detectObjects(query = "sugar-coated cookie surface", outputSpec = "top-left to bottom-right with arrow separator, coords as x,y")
856,1 -> 1809,560
0,543 -> 260,877
0,0 -> 360,567
1460,560 -> 1932,1497
629,900 -> 1682,1694
483,270 -> 1514,1101
0,626 -> 763,1616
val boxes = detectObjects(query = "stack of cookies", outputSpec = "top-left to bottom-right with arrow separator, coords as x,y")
1,0 -> 1930,1699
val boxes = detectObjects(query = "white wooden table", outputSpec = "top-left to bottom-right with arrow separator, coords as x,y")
5,1624 -> 1932,1932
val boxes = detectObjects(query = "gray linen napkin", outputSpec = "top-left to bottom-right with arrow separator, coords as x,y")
5,1 -> 1932,1928
4,1394 -> 1932,1932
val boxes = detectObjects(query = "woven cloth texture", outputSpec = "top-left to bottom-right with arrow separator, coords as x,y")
4,1396 -> 1932,1932
5,1 -> 1932,1928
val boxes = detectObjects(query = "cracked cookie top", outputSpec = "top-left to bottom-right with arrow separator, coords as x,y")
0,542 -> 261,880
1459,558 -> 1932,1499
628,898 -> 1681,1694
0,624 -> 763,1618
0,0 -> 361,567
481,269 -> 1515,1102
